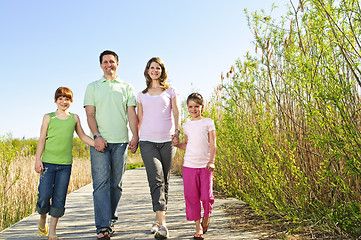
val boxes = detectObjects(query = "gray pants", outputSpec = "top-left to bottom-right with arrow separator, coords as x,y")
139,141 -> 177,212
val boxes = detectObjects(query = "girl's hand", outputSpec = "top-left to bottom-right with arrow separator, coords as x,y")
206,162 -> 215,172
95,136 -> 107,152
34,160 -> 44,174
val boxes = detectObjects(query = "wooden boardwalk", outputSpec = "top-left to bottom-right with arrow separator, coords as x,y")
0,168 -> 263,239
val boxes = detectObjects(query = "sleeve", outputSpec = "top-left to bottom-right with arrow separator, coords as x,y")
168,86 -> 179,99
136,91 -> 143,104
183,122 -> 189,136
208,119 -> 216,132
83,83 -> 95,107
126,84 -> 137,107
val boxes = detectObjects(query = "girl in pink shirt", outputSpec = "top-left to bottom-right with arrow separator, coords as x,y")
175,93 -> 217,240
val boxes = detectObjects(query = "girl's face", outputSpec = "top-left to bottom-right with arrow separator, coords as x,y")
187,100 -> 203,120
56,96 -> 71,111
147,62 -> 162,80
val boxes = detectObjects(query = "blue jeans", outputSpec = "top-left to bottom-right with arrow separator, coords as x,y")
37,162 -> 72,218
90,143 -> 128,233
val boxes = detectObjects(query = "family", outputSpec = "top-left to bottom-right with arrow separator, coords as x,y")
34,50 -> 217,240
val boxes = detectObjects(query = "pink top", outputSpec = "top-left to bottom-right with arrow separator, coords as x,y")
137,86 -> 178,142
183,118 -> 216,168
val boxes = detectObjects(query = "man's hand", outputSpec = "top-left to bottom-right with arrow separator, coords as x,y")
95,136 -> 107,152
128,136 -> 139,154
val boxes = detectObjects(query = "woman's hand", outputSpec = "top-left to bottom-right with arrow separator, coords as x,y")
171,130 -> 180,146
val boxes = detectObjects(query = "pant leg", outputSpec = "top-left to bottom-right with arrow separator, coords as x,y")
49,164 -> 72,218
140,141 -> 176,212
90,146 -> 112,233
158,141 -> 176,207
139,141 -> 165,211
37,163 -> 55,215
200,168 -> 214,218
182,166 -> 202,221
109,143 -> 128,222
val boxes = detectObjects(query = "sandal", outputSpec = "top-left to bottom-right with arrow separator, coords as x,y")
48,235 -> 59,240
110,222 -> 115,236
97,228 -> 110,239
193,233 -> 204,240
38,224 -> 48,236
201,217 -> 210,234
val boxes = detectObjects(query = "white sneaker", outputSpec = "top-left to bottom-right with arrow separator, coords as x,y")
154,225 -> 168,239
150,221 -> 159,234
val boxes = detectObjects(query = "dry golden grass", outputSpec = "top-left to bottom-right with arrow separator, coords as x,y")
0,156 -> 92,231
171,151 -> 184,176
0,150 -> 144,231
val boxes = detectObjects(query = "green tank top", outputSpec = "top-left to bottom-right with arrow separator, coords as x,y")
42,112 -> 76,165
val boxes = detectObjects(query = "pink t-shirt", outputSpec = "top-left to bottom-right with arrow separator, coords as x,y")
137,86 -> 178,142
183,118 -> 216,168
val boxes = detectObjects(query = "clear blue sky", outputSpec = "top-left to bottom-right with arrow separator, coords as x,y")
1,0 -> 290,139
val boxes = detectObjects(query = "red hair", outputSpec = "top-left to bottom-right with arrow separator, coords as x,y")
54,87 -> 73,103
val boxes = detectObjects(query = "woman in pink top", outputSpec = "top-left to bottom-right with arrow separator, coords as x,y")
175,93 -> 217,240
137,57 -> 180,239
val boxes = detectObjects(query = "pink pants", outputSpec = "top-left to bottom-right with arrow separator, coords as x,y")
183,166 -> 214,221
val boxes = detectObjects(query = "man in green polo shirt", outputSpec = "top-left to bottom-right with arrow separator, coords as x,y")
84,50 -> 138,239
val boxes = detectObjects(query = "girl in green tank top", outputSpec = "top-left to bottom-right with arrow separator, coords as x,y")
34,87 -> 94,240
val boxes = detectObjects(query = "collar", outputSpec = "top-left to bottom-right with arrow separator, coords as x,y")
101,75 -> 120,83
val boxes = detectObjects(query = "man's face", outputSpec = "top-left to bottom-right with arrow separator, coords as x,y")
100,54 -> 119,75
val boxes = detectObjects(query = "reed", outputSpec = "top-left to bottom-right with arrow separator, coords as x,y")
202,0 -> 361,237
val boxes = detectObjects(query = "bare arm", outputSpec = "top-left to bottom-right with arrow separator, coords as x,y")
127,105 -> 139,153
34,114 -> 50,173
85,105 -> 107,152
171,95 -> 181,145
207,130 -> 217,172
74,114 -> 94,147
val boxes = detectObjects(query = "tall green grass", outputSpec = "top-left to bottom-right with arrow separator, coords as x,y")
202,0 -> 361,237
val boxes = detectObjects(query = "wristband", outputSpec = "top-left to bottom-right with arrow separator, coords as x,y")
94,134 -> 101,139
175,129 -> 180,132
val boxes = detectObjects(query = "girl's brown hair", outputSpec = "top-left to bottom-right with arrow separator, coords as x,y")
187,92 -> 204,106
142,57 -> 169,93
54,87 -> 73,103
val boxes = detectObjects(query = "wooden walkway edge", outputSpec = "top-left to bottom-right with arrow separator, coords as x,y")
0,168 -> 263,239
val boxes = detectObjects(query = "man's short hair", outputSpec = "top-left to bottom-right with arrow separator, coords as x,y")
99,50 -> 119,64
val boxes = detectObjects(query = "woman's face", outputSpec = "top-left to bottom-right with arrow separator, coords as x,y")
147,62 -> 162,80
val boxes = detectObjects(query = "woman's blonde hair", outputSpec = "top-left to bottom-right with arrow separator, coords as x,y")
142,57 -> 169,93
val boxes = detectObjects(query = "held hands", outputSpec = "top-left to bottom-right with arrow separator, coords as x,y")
128,136 -> 139,154
206,162 -> 215,172
171,130 -> 180,146
95,136 -> 107,152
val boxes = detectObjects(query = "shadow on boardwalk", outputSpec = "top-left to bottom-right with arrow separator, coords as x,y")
0,168 -> 263,239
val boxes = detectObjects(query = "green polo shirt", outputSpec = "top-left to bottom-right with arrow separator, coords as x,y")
84,76 -> 136,143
